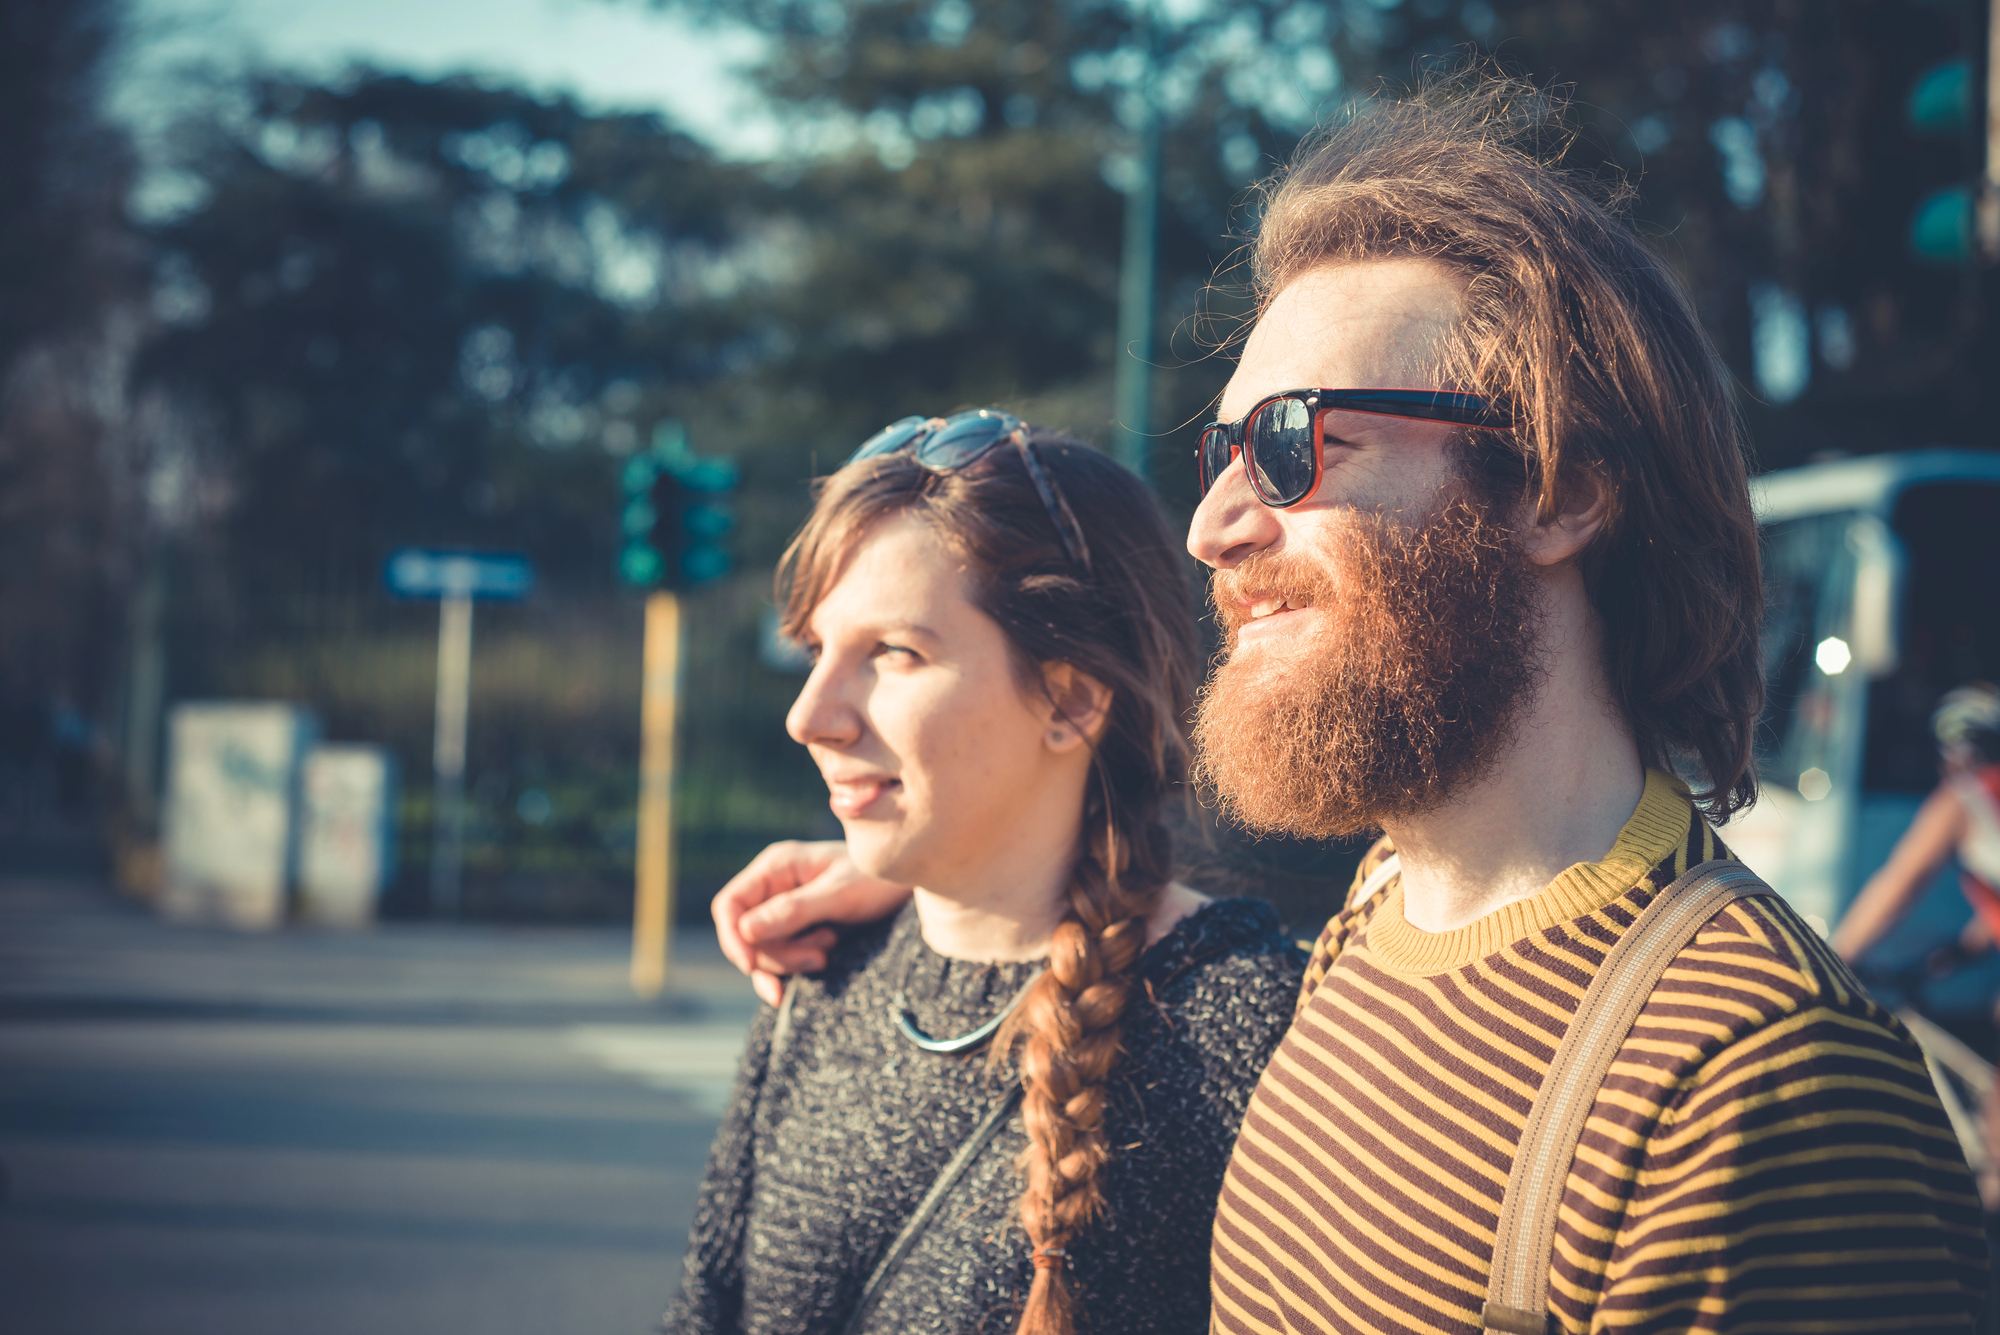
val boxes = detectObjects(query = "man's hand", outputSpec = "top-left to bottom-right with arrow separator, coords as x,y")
710,840 -> 914,1006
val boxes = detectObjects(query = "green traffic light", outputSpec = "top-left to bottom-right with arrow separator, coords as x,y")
618,418 -> 738,591
683,546 -> 731,583
621,455 -> 658,494
1909,185 -> 1974,264
1906,59 -> 1972,136
620,544 -> 663,586
685,503 -> 734,539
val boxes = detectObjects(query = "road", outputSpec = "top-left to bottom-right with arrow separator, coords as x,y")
0,876 -> 760,1335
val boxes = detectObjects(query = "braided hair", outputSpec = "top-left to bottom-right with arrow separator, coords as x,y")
778,428 -> 1198,1335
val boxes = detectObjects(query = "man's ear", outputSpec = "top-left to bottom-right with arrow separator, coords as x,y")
1040,662 -> 1112,753
1520,472 -> 1611,567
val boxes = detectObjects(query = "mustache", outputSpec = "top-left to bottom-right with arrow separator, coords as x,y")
1209,547 -> 1339,632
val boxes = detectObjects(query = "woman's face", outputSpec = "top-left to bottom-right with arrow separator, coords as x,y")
786,513 -> 1085,892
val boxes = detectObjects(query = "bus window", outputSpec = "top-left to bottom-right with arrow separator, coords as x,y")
1757,512 -> 1858,794
1865,482 -> 2000,793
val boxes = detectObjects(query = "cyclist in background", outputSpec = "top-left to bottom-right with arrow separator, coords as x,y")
1832,681 -> 2000,1207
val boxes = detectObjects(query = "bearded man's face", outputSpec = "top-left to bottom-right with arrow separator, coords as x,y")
1190,487 -> 1543,839
1186,258 -> 1552,838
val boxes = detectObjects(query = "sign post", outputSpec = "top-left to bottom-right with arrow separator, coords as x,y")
631,590 -> 682,997
386,549 -> 534,918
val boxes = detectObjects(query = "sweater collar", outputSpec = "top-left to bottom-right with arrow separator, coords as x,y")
1365,768 -> 1693,976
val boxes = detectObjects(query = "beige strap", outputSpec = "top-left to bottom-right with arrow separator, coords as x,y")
1346,852 -> 1403,910
1481,860 -> 1772,1335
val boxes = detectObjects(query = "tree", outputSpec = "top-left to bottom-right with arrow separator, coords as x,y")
661,0 -> 1996,480
139,73 -> 763,606
0,0 -> 144,832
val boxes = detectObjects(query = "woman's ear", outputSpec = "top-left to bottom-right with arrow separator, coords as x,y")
1040,662 -> 1112,753
1520,471 -> 1611,568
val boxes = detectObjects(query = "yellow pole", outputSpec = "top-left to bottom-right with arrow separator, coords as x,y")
631,589 -> 681,997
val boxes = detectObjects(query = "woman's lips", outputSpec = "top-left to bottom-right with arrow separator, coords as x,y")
827,776 -> 901,819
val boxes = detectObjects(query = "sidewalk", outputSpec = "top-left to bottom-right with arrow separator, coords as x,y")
0,874 -> 761,1026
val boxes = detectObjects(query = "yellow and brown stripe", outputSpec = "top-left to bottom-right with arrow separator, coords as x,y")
1212,770 -> 1987,1334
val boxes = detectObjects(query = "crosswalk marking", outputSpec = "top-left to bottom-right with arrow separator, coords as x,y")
565,1023 -> 750,1115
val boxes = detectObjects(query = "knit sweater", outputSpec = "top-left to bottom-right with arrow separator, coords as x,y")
663,896 -> 1304,1335
1211,769 -> 1988,1334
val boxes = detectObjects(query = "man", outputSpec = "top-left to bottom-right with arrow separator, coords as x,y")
713,76 -> 1986,1331
1832,682 -> 2000,1211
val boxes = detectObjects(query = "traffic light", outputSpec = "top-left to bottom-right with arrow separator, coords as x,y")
1903,55 -> 1977,265
619,421 -> 738,590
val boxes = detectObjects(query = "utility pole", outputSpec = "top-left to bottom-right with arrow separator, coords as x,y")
630,589 -> 683,997
1982,0 -> 2000,261
122,558 -> 167,830
429,581 -> 473,917
1112,0 -> 1161,482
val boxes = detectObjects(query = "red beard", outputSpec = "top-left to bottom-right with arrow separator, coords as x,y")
1191,495 -> 1543,840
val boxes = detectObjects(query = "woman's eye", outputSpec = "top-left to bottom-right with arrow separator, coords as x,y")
874,641 -> 918,662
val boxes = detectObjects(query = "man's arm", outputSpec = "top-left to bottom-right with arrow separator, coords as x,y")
711,840 -> 913,1005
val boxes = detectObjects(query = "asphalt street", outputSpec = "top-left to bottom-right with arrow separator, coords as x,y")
0,876 -> 761,1335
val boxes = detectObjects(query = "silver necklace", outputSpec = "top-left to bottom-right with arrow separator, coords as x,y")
891,966 -> 1046,1055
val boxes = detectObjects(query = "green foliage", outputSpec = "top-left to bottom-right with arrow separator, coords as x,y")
668,0 -> 1997,474
0,0 -> 140,768
139,74 -> 764,601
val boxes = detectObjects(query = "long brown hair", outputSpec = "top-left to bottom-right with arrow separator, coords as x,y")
778,429 -> 1198,1335
1252,68 -> 1765,819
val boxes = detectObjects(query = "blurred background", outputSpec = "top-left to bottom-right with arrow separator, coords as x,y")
2,0 -> 1998,1331
5,0 -> 1996,919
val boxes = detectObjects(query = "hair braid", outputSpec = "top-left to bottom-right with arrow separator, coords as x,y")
1000,777 -> 1172,1335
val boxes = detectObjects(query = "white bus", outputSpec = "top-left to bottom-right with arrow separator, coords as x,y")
1727,449 -> 2000,1011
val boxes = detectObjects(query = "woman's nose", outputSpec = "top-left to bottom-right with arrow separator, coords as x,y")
785,660 -> 862,749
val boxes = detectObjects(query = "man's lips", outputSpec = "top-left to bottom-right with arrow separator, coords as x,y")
825,775 -> 901,819
1232,595 -> 1314,646
1245,596 -> 1306,619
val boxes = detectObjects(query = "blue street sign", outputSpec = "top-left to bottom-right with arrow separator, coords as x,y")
385,549 -> 535,601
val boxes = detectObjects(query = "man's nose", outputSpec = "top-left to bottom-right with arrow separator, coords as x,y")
1187,453 -> 1283,570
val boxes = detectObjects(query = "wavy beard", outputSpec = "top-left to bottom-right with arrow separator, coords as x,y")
1190,494 -> 1543,840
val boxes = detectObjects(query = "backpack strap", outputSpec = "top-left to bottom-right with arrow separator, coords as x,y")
1481,860 -> 1773,1335
1346,851 -> 1403,911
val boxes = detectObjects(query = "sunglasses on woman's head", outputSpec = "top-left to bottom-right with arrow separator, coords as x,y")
1196,388 -> 1514,509
848,409 -> 1093,571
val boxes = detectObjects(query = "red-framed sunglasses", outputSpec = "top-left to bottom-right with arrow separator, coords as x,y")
1197,388 -> 1514,508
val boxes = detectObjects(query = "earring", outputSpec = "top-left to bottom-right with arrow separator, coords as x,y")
1048,727 -> 1070,745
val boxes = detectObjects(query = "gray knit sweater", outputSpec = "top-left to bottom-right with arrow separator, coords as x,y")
660,897 -> 1303,1335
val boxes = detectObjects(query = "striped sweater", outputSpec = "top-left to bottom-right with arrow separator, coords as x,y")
1211,769 -> 1987,1334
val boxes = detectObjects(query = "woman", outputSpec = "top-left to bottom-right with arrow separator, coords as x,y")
663,411 -> 1301,1335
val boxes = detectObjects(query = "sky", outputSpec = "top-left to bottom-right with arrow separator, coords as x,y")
112,0 -> 781,159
